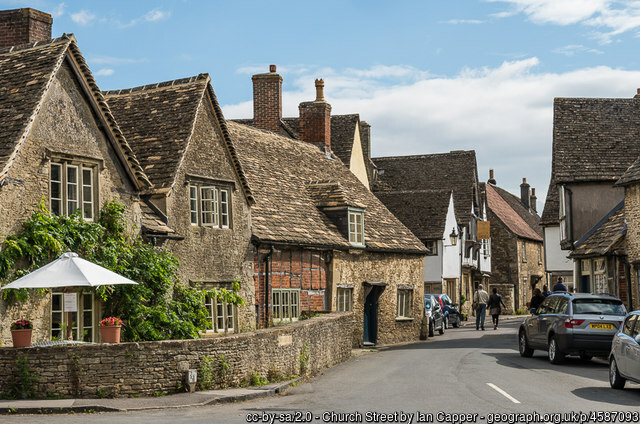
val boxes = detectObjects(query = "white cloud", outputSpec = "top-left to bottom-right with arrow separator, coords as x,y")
71,10 -> 95,26
553,44 -> 605,55
51,3 -> 65,18
489,0 -> 640,43
94,68 -> 114,76
144,9 -> 171,22
223,60 -> 640,210
442,19 -> 486,24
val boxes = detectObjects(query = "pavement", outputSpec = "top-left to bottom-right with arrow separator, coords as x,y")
0,315 -> 527,415
459,313 -> 527,328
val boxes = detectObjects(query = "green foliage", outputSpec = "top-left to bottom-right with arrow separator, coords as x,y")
515,308 -> 528,315
299,343 -> 310,375
246,371 -> 268,387
0,201 -> 244,341
460,294 -> 467,306
2,355 -> 39,400
200,354 -> 231,390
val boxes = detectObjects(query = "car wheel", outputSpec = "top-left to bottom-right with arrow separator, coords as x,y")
518,330 -> 534,357
548,336 -> 565,364
429,321 -> 434,338
609,357 -> 626,389
438,321 -> 445,335
580,354 -> 593,361
444,316 -> 449,329
453,317 -> 460,328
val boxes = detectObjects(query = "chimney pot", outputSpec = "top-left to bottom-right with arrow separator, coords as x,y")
637,88 -> 640,95
488,169 -> 496,185
0,8 -> 52,49
520,178 -> 531,210
315,79 -> 325,101
269,64 -> 276,73
252,64 -> 283,133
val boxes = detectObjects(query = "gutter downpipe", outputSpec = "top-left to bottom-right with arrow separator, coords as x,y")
264,244 -> 274,327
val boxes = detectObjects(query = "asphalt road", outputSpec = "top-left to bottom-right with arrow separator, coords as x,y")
4,320 -> 640,424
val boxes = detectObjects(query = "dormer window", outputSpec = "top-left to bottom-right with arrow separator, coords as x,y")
348,207 -> 365,246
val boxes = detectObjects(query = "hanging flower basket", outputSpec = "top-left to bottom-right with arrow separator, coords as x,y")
99,317 -> 122,343
10,319 -> 33,348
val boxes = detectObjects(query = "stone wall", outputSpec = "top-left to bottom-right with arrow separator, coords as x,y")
0,313 -> 353,398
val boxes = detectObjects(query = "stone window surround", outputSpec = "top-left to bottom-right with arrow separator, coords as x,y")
48,151 -> 102,221
348,207 -> 365,247
396,286 -> 413,321
185,174 -> 234,229
271,288 -> 300,323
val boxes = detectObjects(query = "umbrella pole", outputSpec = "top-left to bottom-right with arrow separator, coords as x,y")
66,311 -> 73,340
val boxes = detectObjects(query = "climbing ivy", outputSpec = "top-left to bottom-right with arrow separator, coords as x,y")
0,201 -> 244,341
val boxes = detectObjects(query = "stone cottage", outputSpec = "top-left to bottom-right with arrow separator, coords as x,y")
372,151 -> 492,314
0,9 -> 152,344
104,75 -> 257,333
485,172 -> 544,312
231,80 -> 427,347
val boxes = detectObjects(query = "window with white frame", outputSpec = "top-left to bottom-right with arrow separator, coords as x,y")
271,288 -> 300,322
521,240 -> 527,262
559,186 -> 567,241
348,208 -> 365,246
50,161 -> 96,220
396,288 -> 413,319
538,245 -> 543,264
188,183 -> 232,228
337,287 -> 353,312
593,258 -> 607,294
425,240 -> 438,256
204,295 -> 236,333
51,291 -> 96,341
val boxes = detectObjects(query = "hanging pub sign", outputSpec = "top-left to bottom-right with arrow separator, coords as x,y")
477,221 -> 490,240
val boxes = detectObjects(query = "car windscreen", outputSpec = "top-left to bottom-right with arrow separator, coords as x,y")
572,298 -> 626,316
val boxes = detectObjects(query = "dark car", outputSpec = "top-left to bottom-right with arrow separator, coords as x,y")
518,292 -> 626,364
434,293 -> 461,328
609,310 -> 640,389
424,294 -> 445,337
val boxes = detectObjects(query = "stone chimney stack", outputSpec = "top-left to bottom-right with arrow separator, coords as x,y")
252,64 -> 282,133
530,188 -> 537,213
299,79 -> 332,152
0,8 -> 52,49
520,177 -> 531,210
488,169 -> 496,185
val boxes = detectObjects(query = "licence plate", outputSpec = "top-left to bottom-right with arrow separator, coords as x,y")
590,323 -> 613,330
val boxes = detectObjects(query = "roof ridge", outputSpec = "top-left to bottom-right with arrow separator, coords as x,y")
0,33 -> 73,55
103,73 -> 209,96
373,150 -> 476,161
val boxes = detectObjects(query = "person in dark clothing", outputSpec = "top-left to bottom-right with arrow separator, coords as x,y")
542,285 -> 551,297
488,287 -> 507,330
528,288 -> 545,314
553,277 -> 568,292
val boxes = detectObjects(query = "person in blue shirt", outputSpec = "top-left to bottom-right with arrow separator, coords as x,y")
553,277 -> 568,292
542,284 -> 551,297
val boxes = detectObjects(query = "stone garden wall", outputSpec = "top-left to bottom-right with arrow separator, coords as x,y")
0,312 -> 353,399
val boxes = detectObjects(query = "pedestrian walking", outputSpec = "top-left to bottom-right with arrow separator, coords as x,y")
553,277 -> 568,292
473,284 -> 489,331
542,284 -> 551,297
488,287 -> 507,330
527,287 -> 545,314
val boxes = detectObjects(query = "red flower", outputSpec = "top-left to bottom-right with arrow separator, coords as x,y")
99,316 -> 122,327
10,318 -> 33,330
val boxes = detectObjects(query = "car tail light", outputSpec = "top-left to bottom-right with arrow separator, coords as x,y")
564,318 -> 585,328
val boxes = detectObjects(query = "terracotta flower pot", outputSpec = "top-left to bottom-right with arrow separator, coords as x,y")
11,329 -> 32,348
100,325 -> 121,343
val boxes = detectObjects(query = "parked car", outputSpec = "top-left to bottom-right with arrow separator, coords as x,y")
435,293 -> 461,328
609,310 -> 640,389
518,292 -> 626,364
424,294 -> 445,337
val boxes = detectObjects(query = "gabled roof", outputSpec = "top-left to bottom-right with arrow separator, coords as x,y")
486,184 -> 542,242
617,156 -> 640,186
540,180 -> 559,226
552,97 -> 640,184
374,189 -> 452,240
227,121 -> 426,254
372,151 -> 479,225
0,34 -> 150,189
570,201 -> 625,258
104,75 -> 253,203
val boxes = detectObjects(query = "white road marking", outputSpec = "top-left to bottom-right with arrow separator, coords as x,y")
486,383 -> 521,404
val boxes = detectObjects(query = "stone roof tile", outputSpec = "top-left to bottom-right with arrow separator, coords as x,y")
570,202 -> 625,257
486,184 -> 542,242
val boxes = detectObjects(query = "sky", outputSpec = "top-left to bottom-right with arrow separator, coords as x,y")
5,0 -> 640,212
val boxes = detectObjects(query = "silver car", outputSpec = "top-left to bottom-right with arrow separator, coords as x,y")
518,293 -> 626,364
609,310 -> 640,389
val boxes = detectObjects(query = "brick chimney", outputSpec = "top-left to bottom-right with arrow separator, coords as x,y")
0,8 -> 52,49
530,188 -> 537,213
252,64 -> 282,133
488,169 -> 496,185
299,79 -> 331,152
520,177 -> 531,210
